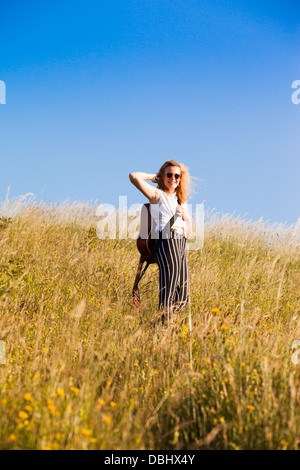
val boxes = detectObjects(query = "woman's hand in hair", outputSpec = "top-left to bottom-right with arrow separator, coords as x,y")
150,173 -> 160,183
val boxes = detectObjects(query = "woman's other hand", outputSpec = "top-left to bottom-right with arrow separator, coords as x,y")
176,205 -> 186,220
176,204 -> 192,238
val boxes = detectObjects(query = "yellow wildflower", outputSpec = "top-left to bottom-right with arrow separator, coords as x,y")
48,404 -> 58,416
19,411 -> 29,420
246,405 -> 255,411
211,308 -> 220,314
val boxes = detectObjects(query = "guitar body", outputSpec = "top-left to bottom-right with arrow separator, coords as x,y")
136,203 -> 156,263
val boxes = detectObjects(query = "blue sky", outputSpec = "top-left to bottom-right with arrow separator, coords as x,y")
0,0 -> 299,225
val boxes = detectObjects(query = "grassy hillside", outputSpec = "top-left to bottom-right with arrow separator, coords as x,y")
0,199 -> 299,450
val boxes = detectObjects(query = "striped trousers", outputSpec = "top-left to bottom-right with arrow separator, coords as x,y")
155,233 -> 189,321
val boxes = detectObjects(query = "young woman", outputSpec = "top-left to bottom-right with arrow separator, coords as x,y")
129,160 -> 192,322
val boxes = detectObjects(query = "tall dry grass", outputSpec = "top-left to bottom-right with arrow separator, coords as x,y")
0,195 -> 299,450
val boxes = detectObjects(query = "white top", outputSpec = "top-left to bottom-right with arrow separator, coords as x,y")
150,189 -> 188,237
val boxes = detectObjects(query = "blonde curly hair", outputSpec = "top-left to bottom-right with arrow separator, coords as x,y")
156,160 -> 191,204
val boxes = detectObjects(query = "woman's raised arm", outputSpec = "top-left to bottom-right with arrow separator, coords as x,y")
129,172 -> 161,204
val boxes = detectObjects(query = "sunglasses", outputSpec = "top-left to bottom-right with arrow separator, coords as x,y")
166,172 -> 181,180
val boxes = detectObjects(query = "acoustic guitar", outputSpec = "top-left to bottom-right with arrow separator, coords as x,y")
136,203 -> 156,262
132,203 -> 157,306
